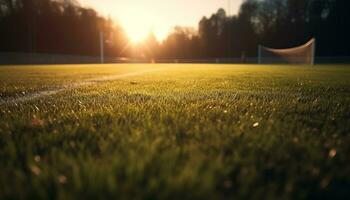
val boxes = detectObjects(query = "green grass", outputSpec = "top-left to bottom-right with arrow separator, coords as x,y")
0,64 -> 350,199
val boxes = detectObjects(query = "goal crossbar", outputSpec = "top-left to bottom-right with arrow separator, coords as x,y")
258,38 -> 316,65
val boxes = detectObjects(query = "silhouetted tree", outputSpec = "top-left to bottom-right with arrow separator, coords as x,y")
0,0 -> 128,56
0,0 -> 349,59
160,26 -> 198,59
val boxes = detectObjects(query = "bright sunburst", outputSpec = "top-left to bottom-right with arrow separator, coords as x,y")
118,7 -> 155,43
79,0 -> 243,43
116,6 -> 172,43
124,23 -> 150,43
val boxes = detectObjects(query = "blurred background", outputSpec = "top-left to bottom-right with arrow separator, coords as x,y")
0,0 -> 349,64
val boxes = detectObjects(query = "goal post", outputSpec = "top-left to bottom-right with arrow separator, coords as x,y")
100,32 -> 104,64
258,38 -> 316,65
258,45 -> 262,64
311,38 -> 316,65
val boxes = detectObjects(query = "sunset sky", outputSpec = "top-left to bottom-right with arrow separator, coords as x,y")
78,0 -> 244,42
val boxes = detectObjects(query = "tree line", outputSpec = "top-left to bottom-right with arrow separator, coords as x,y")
157,0 -> 350,59
0,0 -> 349,59
0,0 -> 129,56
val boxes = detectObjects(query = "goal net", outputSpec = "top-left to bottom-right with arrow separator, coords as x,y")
258,38 -> 316,65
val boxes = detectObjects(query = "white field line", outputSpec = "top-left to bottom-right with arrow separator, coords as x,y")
0,68 -> 162,106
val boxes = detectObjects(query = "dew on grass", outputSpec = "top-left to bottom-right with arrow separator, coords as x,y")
34,155 -> 41,163
320,176 -> 331,189
293,137 -> 299,144
328,149 -> 337,158
58,175 -> 67,184
30,165 -> 41,176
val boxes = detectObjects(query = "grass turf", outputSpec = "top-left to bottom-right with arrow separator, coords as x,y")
0,64 -> 350,199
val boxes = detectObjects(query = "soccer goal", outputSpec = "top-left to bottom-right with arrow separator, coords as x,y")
258,38 -> 316,65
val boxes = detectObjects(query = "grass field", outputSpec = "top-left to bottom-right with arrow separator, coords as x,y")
0,64 -> 350,199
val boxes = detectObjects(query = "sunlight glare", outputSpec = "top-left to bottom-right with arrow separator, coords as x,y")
118,7 -> 169,43
119,7 -> 155,43
126,25 -> 149,43
79,0 -> 244,42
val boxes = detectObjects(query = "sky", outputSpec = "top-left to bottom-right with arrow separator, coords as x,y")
78,0 -> 244,42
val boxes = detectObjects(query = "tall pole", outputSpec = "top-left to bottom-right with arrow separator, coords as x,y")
258,45 -> 262,64
311,38 -> 316,66
100,32 -> 104,64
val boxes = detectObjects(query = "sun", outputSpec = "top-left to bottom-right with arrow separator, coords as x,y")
124,23 -> 169,44
117,7 -> 155,44
124,24 -> 149,43
116,6 -> 169,43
